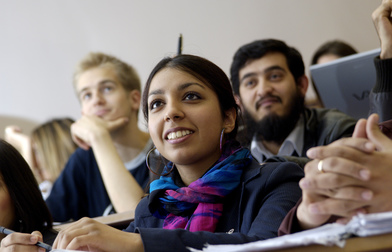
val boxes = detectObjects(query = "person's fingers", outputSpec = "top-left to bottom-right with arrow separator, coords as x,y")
55,228 -> 87,250
71,134 -> 90,150
366,114 -> 392,151
372,1 -> 385,29
304,157 -> 370,181
105,117 -> 129,132
76,115 -> 127,134
296,199 -> 332,229
1,232 -> 40,247
307,139 -> 375,160
306,198 -> 369,217
329,187 -> 373,201
53,218 -> 96,249
65,234 -> 95,251
70,124 -> 90,150
301,178 -> 373,202
31,231 -> 43,243
353,118 -> 367,138
373,0 -> 392,58
328,137 -> 374,151
5,125 -> 22,134
54,221 -> 80,249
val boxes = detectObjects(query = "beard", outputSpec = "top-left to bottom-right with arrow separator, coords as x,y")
238,90 -> 305,147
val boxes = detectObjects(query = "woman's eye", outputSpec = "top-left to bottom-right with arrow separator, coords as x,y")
184,93 -> 200,100
150,100 -> 163,110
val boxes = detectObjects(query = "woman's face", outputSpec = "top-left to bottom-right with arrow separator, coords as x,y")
147,68 -> 234,181
0,176 -> 15,239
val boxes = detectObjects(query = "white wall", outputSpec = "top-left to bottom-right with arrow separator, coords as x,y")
0,0 -> 381,136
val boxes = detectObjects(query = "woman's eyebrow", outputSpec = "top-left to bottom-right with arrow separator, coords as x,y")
148,82 -> 205,97
177,82 -> 205,91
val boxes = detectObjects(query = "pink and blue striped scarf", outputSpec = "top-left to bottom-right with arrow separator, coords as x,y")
148,141 -> 252,232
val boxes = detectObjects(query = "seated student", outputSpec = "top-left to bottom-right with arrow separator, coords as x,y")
5,118 -> 77,199
45,52 -> 152,222
307,39 -> 358,108
2,55 -> 304,252
230,39 -> 357,166
0,139 -> 57,245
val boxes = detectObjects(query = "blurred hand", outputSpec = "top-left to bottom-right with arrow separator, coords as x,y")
372,0 -> 392,59
4,126 -> 30,152
71,115 -> 128,150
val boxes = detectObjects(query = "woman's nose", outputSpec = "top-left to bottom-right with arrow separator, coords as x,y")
164,102 -> 184,122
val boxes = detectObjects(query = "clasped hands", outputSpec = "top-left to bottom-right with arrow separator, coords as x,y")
297,114 -> 392,229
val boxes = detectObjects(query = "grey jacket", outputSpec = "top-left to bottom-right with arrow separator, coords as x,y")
282,107 -> 356,168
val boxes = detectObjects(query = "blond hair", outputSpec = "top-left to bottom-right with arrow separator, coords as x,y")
31,118 -> 77,182
73,52 -> 141,92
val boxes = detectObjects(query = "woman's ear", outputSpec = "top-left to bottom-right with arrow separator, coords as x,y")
223,108 -> 236,134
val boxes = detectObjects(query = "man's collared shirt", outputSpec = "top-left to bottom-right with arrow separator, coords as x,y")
250,116 -> 304,163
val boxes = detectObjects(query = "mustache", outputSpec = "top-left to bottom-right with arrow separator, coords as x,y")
255,95 -> 282,110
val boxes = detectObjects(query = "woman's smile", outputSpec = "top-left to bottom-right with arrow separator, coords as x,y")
166,129 -> 194,140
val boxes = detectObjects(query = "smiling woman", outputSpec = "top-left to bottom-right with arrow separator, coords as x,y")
145,67 -> 232,185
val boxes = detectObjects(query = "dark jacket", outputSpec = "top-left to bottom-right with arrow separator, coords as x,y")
282,107 -> 356,168
369,56 -> 392,122
46,148 -> 149,222
124,158 -> 304,252
301,107 -> 356,156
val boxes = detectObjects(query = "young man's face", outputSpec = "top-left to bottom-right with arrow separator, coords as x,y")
75,66 -> 138,121
238,52 -> 307,123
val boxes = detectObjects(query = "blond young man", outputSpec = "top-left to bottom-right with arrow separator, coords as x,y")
46,52 -> 152,222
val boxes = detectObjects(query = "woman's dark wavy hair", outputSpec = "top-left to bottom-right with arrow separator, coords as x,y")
142,54 -> 240,141
0,139 -> 53,233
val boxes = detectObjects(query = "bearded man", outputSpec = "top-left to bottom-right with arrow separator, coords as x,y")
230,39 -> 357,163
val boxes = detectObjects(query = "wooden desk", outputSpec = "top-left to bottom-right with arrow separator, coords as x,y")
53,213 -> 392,251
276,232 -> 392,252
54,210 -> 135,231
